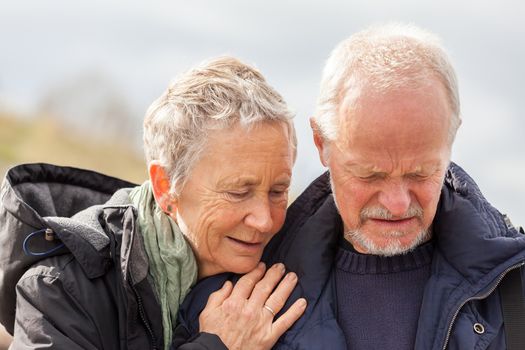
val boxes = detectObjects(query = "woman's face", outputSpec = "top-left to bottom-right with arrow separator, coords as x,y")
174,121 -> 294,279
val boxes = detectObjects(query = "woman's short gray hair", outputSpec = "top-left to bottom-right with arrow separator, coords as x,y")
143,56 -> 296,194
314,23 -> 461,144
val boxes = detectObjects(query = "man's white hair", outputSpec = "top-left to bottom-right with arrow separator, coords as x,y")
314,23 -> 461,143
143,56 -> 297,195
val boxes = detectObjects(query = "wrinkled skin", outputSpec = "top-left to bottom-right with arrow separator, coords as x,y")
151,121 -> 295,278
313,79 -> 452,255
200,263 -> 307,350
150,120 -> 306,349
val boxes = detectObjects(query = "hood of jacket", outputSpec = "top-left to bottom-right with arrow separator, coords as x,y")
0,163 -> 137,332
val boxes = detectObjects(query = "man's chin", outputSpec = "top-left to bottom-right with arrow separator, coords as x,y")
345,229 -> 430,256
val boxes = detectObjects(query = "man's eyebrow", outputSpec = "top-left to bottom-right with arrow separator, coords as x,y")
344,162 -> 379,172
408,166 -> 425,174
273,178 -> 291,187
344,162 -> 441,175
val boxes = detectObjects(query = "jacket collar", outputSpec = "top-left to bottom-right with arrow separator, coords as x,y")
281,162 -> 525,286
434,162 -> 525,285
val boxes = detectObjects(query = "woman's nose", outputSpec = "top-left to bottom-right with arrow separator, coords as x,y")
244,197 -> 274,233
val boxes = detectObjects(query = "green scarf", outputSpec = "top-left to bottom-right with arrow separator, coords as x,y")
129,181 -> 198,350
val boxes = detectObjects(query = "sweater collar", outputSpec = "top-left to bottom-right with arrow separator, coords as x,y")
336,237 -> 434,275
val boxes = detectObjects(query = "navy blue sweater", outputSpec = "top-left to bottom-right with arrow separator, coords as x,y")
335,238 -> 433,349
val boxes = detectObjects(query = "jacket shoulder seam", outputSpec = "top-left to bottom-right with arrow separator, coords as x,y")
17,255 -> 76,282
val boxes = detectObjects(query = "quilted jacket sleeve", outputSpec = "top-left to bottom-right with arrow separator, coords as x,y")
171,323 -> 228,350
174,333 -> 228,350
10,260 -> 107,350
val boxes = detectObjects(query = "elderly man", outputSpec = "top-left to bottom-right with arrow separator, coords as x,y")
177,24 -> 525,349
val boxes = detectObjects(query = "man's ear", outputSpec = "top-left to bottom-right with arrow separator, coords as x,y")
310,117 -> 329,167
149,162 -> 177,214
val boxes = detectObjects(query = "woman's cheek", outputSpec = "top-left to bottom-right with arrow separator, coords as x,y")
272,205 -> 288,232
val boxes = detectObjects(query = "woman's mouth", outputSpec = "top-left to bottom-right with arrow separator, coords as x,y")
227,236 -> 264,252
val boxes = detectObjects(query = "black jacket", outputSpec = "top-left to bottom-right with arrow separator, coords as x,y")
176,163 -> 525,349
0,163 -> 224,350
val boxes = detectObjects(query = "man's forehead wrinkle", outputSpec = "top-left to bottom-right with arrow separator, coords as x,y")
386,148 -> 396,173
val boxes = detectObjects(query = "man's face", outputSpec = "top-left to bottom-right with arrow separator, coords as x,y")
313,80 -> 452,255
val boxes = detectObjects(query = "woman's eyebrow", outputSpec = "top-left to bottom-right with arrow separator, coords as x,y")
217,176 -> 259,188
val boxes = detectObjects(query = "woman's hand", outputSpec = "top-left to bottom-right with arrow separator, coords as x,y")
198,262 -> 307,350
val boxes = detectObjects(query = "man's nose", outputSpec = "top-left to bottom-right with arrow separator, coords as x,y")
377,180 -> 411,218
244,197 -> 274,233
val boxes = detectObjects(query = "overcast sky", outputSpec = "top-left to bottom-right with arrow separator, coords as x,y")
1,0 -> 524,225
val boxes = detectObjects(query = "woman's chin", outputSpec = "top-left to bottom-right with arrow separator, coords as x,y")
222,257 -> 262,275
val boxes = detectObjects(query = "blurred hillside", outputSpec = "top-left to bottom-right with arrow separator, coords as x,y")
0,111 -> 147,184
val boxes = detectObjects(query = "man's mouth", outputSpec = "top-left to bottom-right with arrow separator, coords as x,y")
371,217 -> 414,223
368,217 -> 417,229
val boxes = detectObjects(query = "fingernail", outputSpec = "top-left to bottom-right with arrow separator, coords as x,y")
274,263 -> 285,273
286,272 -> 297,281
299,298 -> 307,308
258,262 -> 266,269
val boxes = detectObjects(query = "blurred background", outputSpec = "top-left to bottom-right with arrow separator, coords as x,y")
0,0 -> 523,226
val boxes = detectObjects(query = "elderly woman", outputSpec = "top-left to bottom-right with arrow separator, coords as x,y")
0,57 -> 306,350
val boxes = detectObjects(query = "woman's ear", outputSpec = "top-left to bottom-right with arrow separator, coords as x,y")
149,162 -> 177,214
310,117 -> 329,167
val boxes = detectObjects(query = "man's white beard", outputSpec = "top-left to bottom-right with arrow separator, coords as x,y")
330,175 -> 431,256
344,226 -> 430,256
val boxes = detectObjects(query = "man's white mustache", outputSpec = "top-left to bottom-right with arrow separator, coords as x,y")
360,205 -> 424,221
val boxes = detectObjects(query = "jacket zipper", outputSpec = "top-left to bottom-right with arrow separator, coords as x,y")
106,214 -> 158,350
121,208 -> 159,350
130,276 -> 159,350
441,262 -> 525,350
